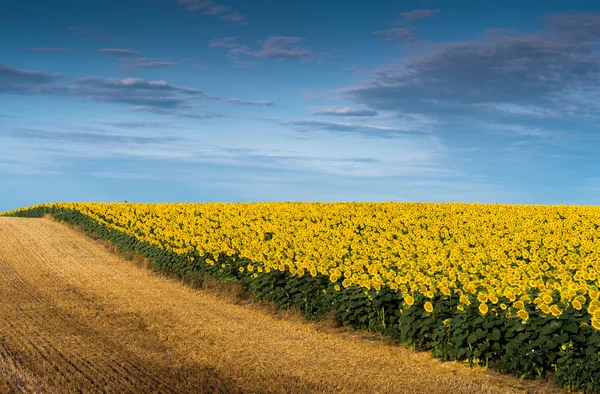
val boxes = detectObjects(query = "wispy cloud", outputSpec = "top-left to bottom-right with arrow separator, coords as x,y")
96,49 -> 176,72
311,107 -> 378,117
484,28 -> 519,37
0,68 -> 202,108
251,36 -> 312,59
9,126 -> 180,145
209,36 -> 313,59
70,76 -> 202,108
374,9 -> 440,45
97,48 -> 143,56
131,106 -> 224,118
394,9 -> 441,24
88,172 -> 155,179
200,94 -> 277,106
482,103 -> 560,117
232,60 -> 260,68
374,28 -> 416,42
0,65 -> 61,84
485,123 -> 554,137
280,119 -> 429,138
118,58 -> 176,72
221,12 -> 246,24
209,36 -> 239,49
1,120 -> 448,181
18,48 -> 72,54
67,25 -> 122,41
218,98 -> 276,106
0,64 -> 61,93
1,64 -> 276,116
177,0 -> 247,25
102,121 -> 169,129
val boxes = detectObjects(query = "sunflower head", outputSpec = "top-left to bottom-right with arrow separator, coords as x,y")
424,301 -> 434,313
478,303 -> 488,315
517,309 -> 529,321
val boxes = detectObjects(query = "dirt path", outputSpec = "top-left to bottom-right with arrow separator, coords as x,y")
0,217 -> 565,394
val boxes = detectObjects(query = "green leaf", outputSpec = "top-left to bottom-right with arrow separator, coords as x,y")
475,328 -> 487,340
467,332 -> 478,344
587,333 -> 600,345
540,320 -> 562,336
563,322 -> 578,334
517,332 -> 531,341
489,328 -> 501,341
555,333 -> 569,344
572,335 -> 586,344
545,340 -> 558,350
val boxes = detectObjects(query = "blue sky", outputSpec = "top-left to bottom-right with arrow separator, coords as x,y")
1,0 -> 600,210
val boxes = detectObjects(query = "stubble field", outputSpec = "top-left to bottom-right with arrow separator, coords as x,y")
0,217 -> 564,393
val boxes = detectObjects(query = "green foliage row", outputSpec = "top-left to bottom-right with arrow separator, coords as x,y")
6,205 -> 600,392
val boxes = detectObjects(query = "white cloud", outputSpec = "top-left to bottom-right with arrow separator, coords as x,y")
310,106 -> 378,117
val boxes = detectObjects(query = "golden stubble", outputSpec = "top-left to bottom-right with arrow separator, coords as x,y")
0,217 -> 566,394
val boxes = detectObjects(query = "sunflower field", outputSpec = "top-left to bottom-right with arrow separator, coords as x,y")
4,201 -> 600,392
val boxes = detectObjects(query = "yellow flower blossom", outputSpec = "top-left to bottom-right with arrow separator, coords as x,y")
478,303 -> 488,315
424,301 -> 434,313
550,305 -> 563,317
460,295 -> 471,306
517,309 -> 529,321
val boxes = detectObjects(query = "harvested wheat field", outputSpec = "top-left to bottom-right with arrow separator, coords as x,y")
0,217 -> 565,394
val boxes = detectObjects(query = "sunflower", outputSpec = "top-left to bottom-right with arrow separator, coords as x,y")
478,303 -> 488,315
517,309 -> 529,321
459,294 -> 471,306
549,304 -> 563,317
424,301 -> 434,313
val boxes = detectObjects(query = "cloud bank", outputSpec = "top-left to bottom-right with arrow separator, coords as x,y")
346,13 -> 600,120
